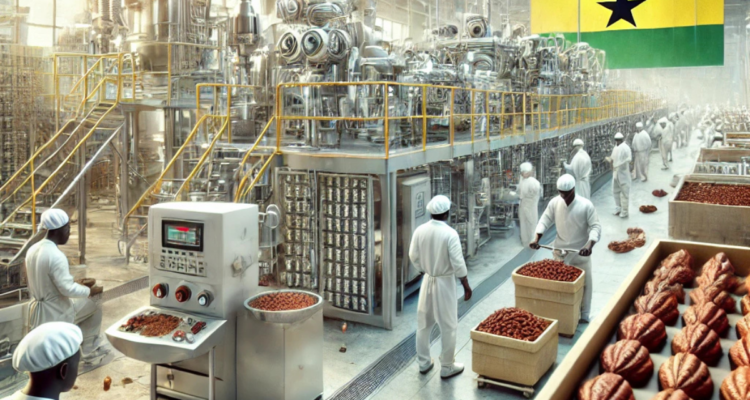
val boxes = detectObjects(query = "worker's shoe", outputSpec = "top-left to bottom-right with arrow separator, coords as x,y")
620,214 -> 629,219
419,359 -> 434,374
612,211 -> 620,216
440,363 -> 465,379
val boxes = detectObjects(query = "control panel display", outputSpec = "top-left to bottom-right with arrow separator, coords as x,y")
162,220 -> 204,252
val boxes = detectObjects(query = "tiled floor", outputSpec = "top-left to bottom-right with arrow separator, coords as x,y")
52,136 -> 700,400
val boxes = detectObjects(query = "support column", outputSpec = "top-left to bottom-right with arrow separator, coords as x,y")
120,110 -> 130,263
77,148 -> 87,264
465,158 -> 476,257
380,171 -> 397,330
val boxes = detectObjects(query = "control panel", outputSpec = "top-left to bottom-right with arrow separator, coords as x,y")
148,202 -> 260,319
158,248 -> 207,277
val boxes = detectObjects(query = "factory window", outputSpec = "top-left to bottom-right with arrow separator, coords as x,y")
375,18 -> 407,41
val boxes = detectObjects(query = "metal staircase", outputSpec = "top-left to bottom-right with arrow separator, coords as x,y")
0,55 -> 126,290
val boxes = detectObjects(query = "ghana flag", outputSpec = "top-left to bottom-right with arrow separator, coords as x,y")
531,0 -> 724,69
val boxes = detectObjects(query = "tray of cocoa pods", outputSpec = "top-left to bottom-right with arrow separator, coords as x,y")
537,240 -> 750,400
105,306 -> 228,364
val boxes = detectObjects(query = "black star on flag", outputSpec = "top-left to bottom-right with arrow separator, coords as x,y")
598,0 -> 648,28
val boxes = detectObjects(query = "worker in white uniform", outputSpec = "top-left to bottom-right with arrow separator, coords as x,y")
518,162 -> 541,246
652,117 -> 674,169
608,133 -> 632,218
25,209 -> 105,361
631,122 -> 652,182
530,175 -> 601,322
562,138 -> 592,199
675,110 -> 689,148
409,195 -> 472,379
2,322 -> 82,400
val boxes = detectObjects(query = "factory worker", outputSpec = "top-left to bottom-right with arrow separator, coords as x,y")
608,133 -> 632,218
409,195 -> 472,379
3,322 -> 82,400
25,209 -> 105,361
631,122 -> 652,182
711,132 -> 724,148
562,138 -> 592,199
530,175 -> 601,322
518,162 -> 541,247
653,117 -> 674,169
675,110 -> 688,148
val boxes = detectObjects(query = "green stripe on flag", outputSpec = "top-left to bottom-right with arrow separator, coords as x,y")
556,24 -> 724,69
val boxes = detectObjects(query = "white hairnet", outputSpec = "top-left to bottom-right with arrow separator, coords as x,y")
520,162 -> 533,173
13,322 -> 82,373
614,132 -> 624,140
39,209 -> 69,232
426,195 -> 451,215
557,174 -> 576,191
636,122 -> 643,129
658,117 -> 669,124
573,138 -> 584,147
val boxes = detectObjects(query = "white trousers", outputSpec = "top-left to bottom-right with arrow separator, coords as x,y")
565,253 -> 593,320
416,276 -> 458,369
659,139 -> 672,168
612,177 -> 630,216
633,151 -> 649,181
73,297 -> 103,355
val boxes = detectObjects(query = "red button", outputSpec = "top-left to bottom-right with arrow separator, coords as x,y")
175,286 -> 191,303
152,284 -> 168,299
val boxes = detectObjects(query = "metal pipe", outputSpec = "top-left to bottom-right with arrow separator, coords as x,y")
208,347 -> 216,400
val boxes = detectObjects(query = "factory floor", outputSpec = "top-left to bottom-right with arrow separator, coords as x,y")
59,137 -> 700,400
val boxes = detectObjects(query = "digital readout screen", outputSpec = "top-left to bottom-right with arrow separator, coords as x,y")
162,220 -> 203,251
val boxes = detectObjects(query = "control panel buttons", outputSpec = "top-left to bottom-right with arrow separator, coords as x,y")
152,283 -> 168,299
197,291 -> 213,307
175,286 -> 192,303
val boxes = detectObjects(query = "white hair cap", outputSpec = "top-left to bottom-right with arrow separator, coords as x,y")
614,132 -> 624,140
39,209 -> 69,232
636,122 -> 643,129
573,138 -> 584,147
557,174 -> 576,191
13,322 -> 82,373
426,195 -> 451,215
658,117 -> 669,124
520,162 -> 533,173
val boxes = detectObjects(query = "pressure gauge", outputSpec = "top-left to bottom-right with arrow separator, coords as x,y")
175,286 -> 192,303
197,291 -> 213,307
152,283 -> 168,299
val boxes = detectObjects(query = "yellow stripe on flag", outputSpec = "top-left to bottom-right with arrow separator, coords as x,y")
531,0 -> 577,34
532,0 -> 724,34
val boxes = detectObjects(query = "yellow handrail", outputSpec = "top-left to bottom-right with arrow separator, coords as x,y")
239,152 -> 277,200
234,116 -> 276,202
0,101 -> 121,228
123,113 -> 214,222
58,57 -> 103,110
173,117 -> 230,199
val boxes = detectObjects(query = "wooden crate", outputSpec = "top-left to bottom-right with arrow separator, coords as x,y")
537,239 -> 750,400
471,317 -> 558,386
669,175 -> 750,246
512,265 -> 585,336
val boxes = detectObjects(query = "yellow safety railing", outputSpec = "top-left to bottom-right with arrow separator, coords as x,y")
234,116 -> 277,202
275,82 -> 665,160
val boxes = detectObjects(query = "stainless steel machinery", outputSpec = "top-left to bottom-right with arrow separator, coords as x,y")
106,202 -> 261,400
396,174 -> 430,311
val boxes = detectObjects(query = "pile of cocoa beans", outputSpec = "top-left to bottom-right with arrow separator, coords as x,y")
477,308 -> 551,341
249,292 -> 317,311
653,189 -> 668,197
517,259 -> 582,282
676,182 -> 750,206
609,228 -> 646,253
639,205 -> 657,213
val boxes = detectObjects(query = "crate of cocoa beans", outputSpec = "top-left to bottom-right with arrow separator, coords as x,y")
471,307 -> 558,386
512,259 -> 585,337
669,175 -> 750,247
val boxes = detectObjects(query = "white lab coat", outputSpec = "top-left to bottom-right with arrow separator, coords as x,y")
518,176 -> 541,246
611,142 -> 632,216
2,392 -> 53,400
631,130 -> 652,181
675,117 -> 689,148
409,220 -> 468,369
535,196 -> 602,319
26,239 -> 90,327
653,118 -> 674,168
564,149 -> 592,199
